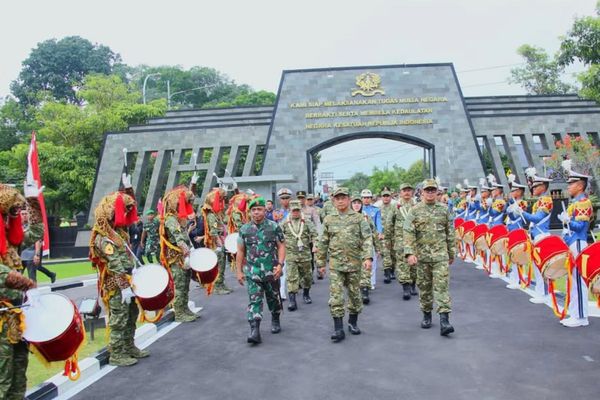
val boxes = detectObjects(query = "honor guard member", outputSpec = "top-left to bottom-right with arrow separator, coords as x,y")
317,187 -> 373,342
160,174 -> 199,322
557,162 -> 593,327
141,209 -> 160,263
505,178 -> 528,290
350,194 -> 379,304
361,189 -> 382,289
236,197 -> 285,344
89,174 -> 148,366
282,200 -> 317,310
404,179 -> 455,336
517,168 -> 553,304
393,183 -> 418,300
380,187 -> 397,284
476,179 -> 493,224
275,188 -> 292,300
488,180 -> 506,227
453,185 -> 469,219
201,187 -> 232,295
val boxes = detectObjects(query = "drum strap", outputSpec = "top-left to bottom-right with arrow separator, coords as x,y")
529,214 -> 551,235
0,301 -> 25,344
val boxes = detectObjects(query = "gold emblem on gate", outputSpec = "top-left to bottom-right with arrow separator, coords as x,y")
351,72 -> 385,97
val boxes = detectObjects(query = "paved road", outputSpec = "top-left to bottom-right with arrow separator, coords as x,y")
71,260 -> 599,400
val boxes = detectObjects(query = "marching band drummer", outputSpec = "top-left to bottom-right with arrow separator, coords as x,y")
557,162 -> 593,328
202,187 -> 232,295
487,180 -> 506,228
505,178 -> 528,290
476,180 -> 493,225
89,174 -> 148,366
453,185 -> 469,220
465,181 -> 479,221
160,173 -> 200,322
515,168 -> 552,304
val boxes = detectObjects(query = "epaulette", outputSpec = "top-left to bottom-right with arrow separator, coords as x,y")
569,198 -> 593,222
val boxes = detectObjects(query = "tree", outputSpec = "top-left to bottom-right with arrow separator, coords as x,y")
344,172 -> 371,195
368,166 -> 402,194
0,98 -> 38,151
10,36 -> 122,106
509,45 -> 576,95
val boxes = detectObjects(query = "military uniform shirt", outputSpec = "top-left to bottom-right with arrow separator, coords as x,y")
238,219 -> 284,281
404,202 -> 455,262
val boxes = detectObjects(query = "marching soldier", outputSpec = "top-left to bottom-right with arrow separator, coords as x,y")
505,178 -> 528,290
281,200 -> 317,310
275,188 -> 292,300
317,187 -> 373,342
350,194 -> 379,304
404,179 -> 455,336
558,163 -> 593,327
227,192 -> 249,234
393,183 -> 418,300
487,181 -> 506,227
236,197 -> 285,344
380,187 -> 397,284
297,191 -> 321,232
361,189 -> 382,289
141,209 -> 160,263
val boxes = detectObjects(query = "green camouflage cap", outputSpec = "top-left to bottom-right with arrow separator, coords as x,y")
332,186 -> 350,197
351,192 -> 363,202
399,183 -> 414,190
381,189 -> 392,196
290,200 -> 302,210
422,179 -> 438,190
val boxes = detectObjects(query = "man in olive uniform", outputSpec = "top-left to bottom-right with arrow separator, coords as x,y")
141,209 -> 160,263
317,187 -> 373,342
404,179 -> 455,336
282,200 -> 317,310
236,197 -> 285,345
393,183 -> 418,300
379,187 -> 397,284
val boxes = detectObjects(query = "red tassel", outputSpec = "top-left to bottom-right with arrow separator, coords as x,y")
63,359 -> 72,377
157,199 -> 164,218
212,190 -> 223,213
185,202 -> 194,216
7,214 -> 24,246
178,191 -> 189,219
114,194 -> 127,227
0,213 -> 7,256
126,204 -> 138,225
239,198 -> 247,212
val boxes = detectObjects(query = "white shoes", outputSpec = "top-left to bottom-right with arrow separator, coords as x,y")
489,273 -> 501,279
529,296 -> 548,304
475,264 -> 484,270
506,283 -> 520,290
560,317 -> 589,327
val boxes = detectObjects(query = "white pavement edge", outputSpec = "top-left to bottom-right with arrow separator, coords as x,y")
462,259 -> 600,318
25,302 -> 203,400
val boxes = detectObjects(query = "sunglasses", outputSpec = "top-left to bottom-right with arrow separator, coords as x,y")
423,188 -> 437,193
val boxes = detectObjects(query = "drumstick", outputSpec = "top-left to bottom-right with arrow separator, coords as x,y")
122,148 -> 128,176
0,304 -> 30,312
123,242 -> 145,269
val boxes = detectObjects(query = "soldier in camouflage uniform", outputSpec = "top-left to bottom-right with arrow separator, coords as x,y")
404,179 -> 456,336
281,200 -> 317,310
141,209 -> 160,263
0,263 -> 36,399
201,187 -> 232,295
392,183 -> 418,300
317,187 -> 373,342
160,176 -> 199,322
379,187 -> 397,284
350,194 -> 379,305
236,197 -> 285,345
89,175 -> 149,366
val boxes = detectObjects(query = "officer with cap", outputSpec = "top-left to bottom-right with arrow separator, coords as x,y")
380,187 -> 397,284
361,189 -> 382,289
505,176 -> 528,290
275,188 -> 292,300
393,183 -> 418,299
465,182 -> 479,221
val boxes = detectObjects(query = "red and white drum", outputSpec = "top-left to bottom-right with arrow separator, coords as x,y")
575,242 -> 600,295
507,228 -> 530,266
488,225 -> 508,256
23,293 -> 85,362
461,221 -> 477,243
132,263 -> 174,311
532,235 -> 572,280
190,248 -> 219,285
472,224 -> 489,251
224,232 -> 239,254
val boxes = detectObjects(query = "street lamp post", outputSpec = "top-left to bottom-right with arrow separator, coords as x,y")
167,82 -> 218,109
142,73 -> 161,104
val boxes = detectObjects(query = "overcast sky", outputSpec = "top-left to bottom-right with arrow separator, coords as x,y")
1,0 -> 595,181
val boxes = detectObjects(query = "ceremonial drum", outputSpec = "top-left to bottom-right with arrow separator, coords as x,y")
488,225 -> 508,256
132,263 -> 174,311
224,232 -> 239,254
532,236 -> 572,280
472,224 -> 489,251
461,221 -> 477,244
23,293 -> 85,362
190,247 -> 219,285
507,228 -> 530,266
575,242 -> 600,295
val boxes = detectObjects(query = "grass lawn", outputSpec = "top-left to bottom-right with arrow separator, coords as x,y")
27,327 -> 108,389
35,261 -> 97,283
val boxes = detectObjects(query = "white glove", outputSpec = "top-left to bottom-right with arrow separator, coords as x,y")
24,179 -> 43,198
25,288 -> 41,306
122,173 -> 132,189
486,198 -> 492,207
557,211 -> 571,224
190,171 -> 199,185
466,194 -> 472,202
121,287 -> 135,304
183,256 -> 191,270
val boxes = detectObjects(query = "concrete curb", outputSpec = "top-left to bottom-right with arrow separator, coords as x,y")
25,302 -> 201,400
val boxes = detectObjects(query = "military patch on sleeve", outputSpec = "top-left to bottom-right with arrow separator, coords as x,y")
213,223 -> 218,228
104,243 -> 115,255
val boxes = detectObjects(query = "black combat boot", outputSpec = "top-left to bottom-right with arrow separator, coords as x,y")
421,311 -> 432,329
402,283 -> 411,300
410,281 -> 418,296
271,313 -> 281,334
389,269 -> 396,280
383,269 -> 391,284
288,293 -> 297,311
331,317 -> 345,342
361,287 -> 370,304
440,313 -> 454,336
303,288 -> 312,304
247,319 -> 262,344
348,313 -> 361,335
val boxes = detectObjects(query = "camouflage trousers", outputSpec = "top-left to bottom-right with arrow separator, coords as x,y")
0,335 -> 28,400
329,269 -> 362,318
108,290 -> 139,356
382,241 -> 395,271
246,277 -> 282,321
286,259 -> 312,293
172,266 -> 191,314
359,264 -> 371,288
416,261 -> 451,314
214,250 -> 227,287
396,251 -> 417,284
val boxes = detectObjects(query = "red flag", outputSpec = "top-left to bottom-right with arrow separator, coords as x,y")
27,132 -> 50,256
